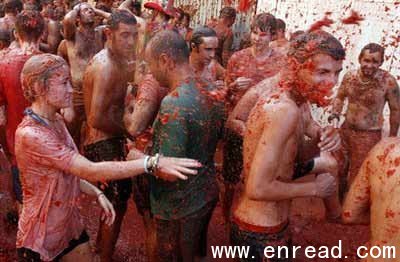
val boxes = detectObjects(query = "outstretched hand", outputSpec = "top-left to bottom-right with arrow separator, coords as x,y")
154,157 -> 201,182
98,193 -> 116,226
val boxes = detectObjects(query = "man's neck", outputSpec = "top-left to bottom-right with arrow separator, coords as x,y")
358,69 -> 376,82
251,45 -> 272,57
170,65 -> 195,92
4,13 -> 16,19
189,55 -> 206,73
18,41 -> 40,53
78,23 -> 95,34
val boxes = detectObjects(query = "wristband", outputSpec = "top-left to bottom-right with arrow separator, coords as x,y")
144,155 -> 150,174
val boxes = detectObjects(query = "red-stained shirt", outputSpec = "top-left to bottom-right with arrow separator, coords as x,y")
0,48 -> 41,165
225,47 -> 286,112
15,114 -> 83,261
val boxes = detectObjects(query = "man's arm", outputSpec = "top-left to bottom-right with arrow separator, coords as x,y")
246,103 -> 331,201
385,75 -> 400,136
57,40 -> 69,63
331,73 -> 350,119
124,74 -> 162,137
342,152 -> 371,225
226,86 -> 259,135
62,8 -> 79,41
222,31 -> 233,67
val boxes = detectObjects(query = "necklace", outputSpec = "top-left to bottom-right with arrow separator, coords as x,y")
24,108 -> 57,127
357,70 -> 373,85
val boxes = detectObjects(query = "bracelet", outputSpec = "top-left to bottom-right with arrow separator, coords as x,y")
97,192 -> 104,199
144,155 -> 150,174
328,113 -> 340,122
148,153 -> 160,174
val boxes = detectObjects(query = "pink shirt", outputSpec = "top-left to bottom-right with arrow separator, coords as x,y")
15,114 -> 84,261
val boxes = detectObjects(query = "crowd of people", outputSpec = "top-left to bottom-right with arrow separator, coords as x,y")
0,0 -> 399,261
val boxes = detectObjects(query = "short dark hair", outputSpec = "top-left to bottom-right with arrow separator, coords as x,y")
359,43 -> 384,64
190,26 -> 217,51
219,6 -> 236,19
288,30 -> 345,63
148,30 -> 190,64
250,13 -> 276,35
107,9 -> 137,30
4,0 -> 23,14
15,10 -> 45,42
276,18 -> 286,32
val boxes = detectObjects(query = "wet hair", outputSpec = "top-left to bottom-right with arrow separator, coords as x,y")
21,54 -> 68,103
288,30 -> 345,63
148,30 -> 190,64
358,43 -> 384,64
190,26 -> 217,51
219,6 -> 236,19
250,13 -> 276,35
15,10 -> 45,42
182,12 -> 190,24
4,0 -> 23,14
290,30 -> 305,41
276,18 -> 286,32
107,9 -> 137,30
131,1 -> 142,16
40,0 -> 52,6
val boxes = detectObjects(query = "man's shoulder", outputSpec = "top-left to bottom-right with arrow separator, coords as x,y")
87,49 -> 110,72
231,48 -> 251,60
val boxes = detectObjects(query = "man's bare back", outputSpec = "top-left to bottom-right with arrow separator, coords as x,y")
343,137 -> 400,260
234,90 -> 316,227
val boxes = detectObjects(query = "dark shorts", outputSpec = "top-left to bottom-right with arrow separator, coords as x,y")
17,231 -> 89,262
132,174 -> 151,216
154,200 -> 217,261
84,137 -> 132,204
223,128 -> 243,185
231,219 -> 292,262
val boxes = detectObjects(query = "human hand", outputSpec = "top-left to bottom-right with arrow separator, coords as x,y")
235,77 -> 252,90
154,157 -> 201,182
315,173 -> 336,198
97,193 -> 115,226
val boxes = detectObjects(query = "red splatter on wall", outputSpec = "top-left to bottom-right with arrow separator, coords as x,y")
341,10 -> 364,25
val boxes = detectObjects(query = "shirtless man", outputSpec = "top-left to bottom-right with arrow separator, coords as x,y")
39,0 -> 62,54
209,6 -> 236,67
145,30 -> 225,261
270,18 -> 289,53
58,2 -> 105,145
222,13 -> 286,222
342,137 -> 400,261
232,30 -> 344,261
0,0 -> 23,38
331,43 -> 400,186
189,26 -> 225,90
82,9 -> 137,261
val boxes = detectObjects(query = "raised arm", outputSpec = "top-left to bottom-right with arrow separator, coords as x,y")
62,8 -> 79,41
331,72 -> 350,120
385,75 -> 400,136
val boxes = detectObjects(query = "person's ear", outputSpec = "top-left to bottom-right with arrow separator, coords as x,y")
104,26 -> 112,40
33,79 -> 46,98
